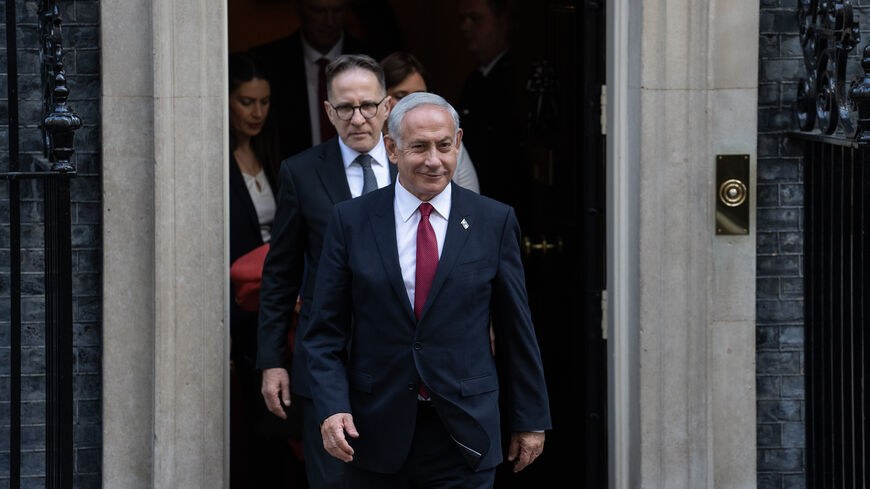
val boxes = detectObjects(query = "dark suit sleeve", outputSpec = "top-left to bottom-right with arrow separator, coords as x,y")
257,160 -> 306,369
302,205 -> 354,423
491,208 -> 552,432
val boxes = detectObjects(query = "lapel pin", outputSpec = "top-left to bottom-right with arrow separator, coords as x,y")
461,218 -> 469,230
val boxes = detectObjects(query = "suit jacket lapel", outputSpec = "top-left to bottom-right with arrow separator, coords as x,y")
370,183 -> 417,323
229,154 -> 261,239
389,161 -> 398,182
420,183 -> 472,322
315,139 -> 352,204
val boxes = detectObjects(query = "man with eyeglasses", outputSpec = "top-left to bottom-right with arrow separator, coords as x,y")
252,0 -> 374,161
257,54 -> 394,489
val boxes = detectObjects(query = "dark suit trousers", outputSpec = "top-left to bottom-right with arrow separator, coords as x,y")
343,402 -> 496,489
301,396 -> 345,489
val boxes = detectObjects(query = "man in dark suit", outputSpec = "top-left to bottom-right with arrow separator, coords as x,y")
304,92 -> 551,488
252,0 -> 372,160
257,54 -> 395,489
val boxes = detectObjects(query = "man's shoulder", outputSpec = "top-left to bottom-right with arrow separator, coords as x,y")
281,140 -> 339,174
334,183 -> 392,214
455,183 -> 512,216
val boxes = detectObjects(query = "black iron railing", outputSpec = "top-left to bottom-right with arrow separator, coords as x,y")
790,133 -> 868,489
793,1 -> 870,486
3,0 -> 80,488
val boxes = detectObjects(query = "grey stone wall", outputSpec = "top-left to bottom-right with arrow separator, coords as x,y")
758,1 -> 807,488
0,1 -> 100,488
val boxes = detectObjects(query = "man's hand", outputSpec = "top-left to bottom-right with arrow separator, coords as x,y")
261,367 -> 291,419
489,321 -> 496,356
507,431 -> 545,473
321,413 -> 359,462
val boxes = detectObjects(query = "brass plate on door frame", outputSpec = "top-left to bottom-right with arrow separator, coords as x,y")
716,155 -> 750,235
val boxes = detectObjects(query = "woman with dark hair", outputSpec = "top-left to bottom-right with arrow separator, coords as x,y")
228,51 -> 302,489
380,51 -> 481,193
229,50 -> 279,367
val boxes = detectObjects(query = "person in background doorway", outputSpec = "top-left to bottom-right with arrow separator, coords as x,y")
457,0 -> 529,214
252,0 -> 373,160
380,51 -> 480,194
228,51 -> 304,488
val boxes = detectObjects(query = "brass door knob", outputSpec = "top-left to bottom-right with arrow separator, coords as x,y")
718,179 -> 747,207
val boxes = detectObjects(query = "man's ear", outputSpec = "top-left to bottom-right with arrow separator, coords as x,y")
455,128 -> 463,149
323,100 -> 335,124
384,133 -> 398,163
383,95 -> 393,116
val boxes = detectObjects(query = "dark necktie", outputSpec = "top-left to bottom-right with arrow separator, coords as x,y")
317,58 -> 336,142
356,154 -> 378,195
415,203 -> 438,319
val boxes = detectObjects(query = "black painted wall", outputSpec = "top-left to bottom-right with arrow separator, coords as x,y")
0,1 -> 101,488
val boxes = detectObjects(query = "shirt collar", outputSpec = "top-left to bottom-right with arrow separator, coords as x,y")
338,134 -> 389,170
301,32 -> 344,64
479,49 -> 507,77
396,178 -> 452,223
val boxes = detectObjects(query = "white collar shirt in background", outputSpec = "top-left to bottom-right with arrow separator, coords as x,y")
301,34 -> 344,146
394,180 -> 451,309
479,49 -> 507,77
338,135 -> 391,197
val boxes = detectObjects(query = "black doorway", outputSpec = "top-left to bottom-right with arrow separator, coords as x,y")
227,0 -> 608,486
485,2 -> 607,488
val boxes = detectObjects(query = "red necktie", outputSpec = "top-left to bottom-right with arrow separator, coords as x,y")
317,58 -> 336,142
414,203 -> 438,319
415,203 -> 438,400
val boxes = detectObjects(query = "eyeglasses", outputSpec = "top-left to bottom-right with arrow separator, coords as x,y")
329,96 -> 387,121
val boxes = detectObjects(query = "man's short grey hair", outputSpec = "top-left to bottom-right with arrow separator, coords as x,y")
325,54 -> 386,100
387,92 -> 461,148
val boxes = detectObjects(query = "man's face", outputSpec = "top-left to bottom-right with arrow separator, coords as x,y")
385,105 -> 461,202
298,0 -> 349,54
324,68 -> 390,153
458,0 -> 509,65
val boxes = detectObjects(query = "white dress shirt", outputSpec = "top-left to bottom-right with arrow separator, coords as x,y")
338,135 -> 391,198
394,180 -> 451,309
301,34 -> 343,146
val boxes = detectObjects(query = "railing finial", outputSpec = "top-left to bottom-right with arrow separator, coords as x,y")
39,1 -> 81,173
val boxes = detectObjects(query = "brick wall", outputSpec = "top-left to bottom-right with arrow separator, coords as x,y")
758,1 -> 807,488
0,1 -> 101,488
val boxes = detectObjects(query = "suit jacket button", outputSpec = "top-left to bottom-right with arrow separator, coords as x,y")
408,382 -> 416,391
414,342 -> 422,351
